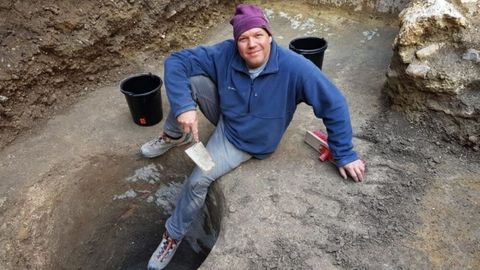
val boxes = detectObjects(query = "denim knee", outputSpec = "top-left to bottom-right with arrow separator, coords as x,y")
188,176 -> 213,199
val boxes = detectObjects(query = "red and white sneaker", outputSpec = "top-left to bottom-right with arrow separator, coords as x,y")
147,232 -> 182,270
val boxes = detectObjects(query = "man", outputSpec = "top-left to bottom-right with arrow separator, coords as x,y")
144,4 -> 365,269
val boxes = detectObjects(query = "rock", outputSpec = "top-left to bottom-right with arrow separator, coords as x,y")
462,49 -> 480,63
53,77 -> 65,84
460,0 -> 476,3
398,47 -> 417,63
166,9 -> 177,19
0,70 -> 10,81
15,227 -> 31,241
406,64 -> 431,78
43,5 -> 61,15
4,108 -> 14,118
0,197 -> 6,208
397,0 -> 467,46
47,94 -> 57,105
468,135 -> 478,144
325,243 -> 340,253
0,95 -> 8,103
416,43 -> 442,60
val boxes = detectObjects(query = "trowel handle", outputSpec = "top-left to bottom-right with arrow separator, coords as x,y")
305,130 -> 334,163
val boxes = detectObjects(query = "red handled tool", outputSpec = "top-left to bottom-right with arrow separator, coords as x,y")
304,130 -> 334,163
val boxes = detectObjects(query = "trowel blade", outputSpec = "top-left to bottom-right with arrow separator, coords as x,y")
185,142 -> 215,172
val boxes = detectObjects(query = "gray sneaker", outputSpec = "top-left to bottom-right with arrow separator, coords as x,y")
141,133 -> 192,158
148,232 -> 182,270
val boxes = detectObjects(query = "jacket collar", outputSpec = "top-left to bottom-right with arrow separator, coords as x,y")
231,39 -> 280,76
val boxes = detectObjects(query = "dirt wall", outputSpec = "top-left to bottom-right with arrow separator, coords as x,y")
384,0 -> 480,149
0,0 -> 234,149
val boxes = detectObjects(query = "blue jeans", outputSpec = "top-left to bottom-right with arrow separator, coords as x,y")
163,76 -> 252,241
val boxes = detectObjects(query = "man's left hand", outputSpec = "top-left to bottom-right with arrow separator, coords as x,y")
338,159 -> 366,182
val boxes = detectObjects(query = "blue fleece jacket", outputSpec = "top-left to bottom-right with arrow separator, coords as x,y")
164,40 -> 358,167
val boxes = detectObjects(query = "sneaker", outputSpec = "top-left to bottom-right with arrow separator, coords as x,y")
148,232 -> 182,270
141,133 -> 192,158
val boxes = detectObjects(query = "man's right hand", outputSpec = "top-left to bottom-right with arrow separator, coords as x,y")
177,110 -> 199,142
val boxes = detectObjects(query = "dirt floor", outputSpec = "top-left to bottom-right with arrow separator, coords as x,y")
1,1 -> 479,270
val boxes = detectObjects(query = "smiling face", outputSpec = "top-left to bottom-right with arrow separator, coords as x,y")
236,27 -> 272,69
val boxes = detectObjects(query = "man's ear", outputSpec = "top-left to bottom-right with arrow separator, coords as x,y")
269,35 -> 273,43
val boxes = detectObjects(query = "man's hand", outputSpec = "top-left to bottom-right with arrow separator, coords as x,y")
177,110 -> 199,142
338,159 -> 366,182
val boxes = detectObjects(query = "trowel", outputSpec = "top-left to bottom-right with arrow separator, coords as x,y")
185,142 -> 215,172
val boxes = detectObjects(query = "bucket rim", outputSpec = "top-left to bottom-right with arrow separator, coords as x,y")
289,36 -> 328,54
119,72 -> 162,97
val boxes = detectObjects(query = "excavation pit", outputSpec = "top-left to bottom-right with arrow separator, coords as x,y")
38,154 -> 220,270
1,1 -> 479,270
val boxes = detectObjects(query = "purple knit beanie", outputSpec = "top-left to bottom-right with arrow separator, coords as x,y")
230,4 -> 272,41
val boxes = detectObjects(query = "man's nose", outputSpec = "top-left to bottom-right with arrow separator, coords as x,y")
247,38 -> 256,47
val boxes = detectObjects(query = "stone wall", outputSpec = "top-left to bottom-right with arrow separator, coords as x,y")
384,0 -> 480,149
306,0 -> 411,13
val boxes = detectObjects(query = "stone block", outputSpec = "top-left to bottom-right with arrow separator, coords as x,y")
416,43 -> 442,60
406,64 -> 431,79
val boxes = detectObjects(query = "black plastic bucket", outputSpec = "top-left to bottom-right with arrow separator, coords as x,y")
289,37 -> 328,70
120,73 -> 163,126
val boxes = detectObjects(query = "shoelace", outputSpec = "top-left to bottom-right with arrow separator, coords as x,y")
151,135 -> 169,145
157,235 -> 178,262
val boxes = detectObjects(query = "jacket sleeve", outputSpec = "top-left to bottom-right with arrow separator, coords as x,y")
164,40 -> 233,118
300,67 -> 358,167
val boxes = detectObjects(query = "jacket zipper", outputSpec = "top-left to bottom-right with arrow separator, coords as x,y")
247,79 -> 254,113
